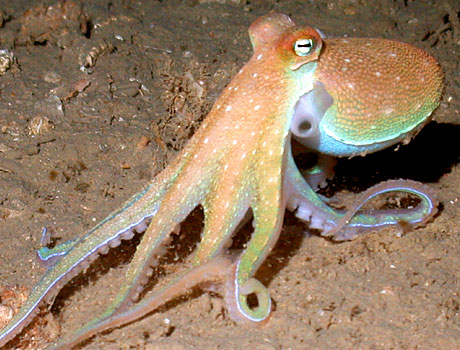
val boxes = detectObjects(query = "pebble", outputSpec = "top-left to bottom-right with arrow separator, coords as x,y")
43,71 -> 62,84
0,304 -> 13,328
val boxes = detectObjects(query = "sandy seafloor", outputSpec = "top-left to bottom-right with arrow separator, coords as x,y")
0,0 -> 459,349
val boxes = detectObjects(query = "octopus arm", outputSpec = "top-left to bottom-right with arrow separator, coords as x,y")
42,152 -> 215,349
285,145 -> 438,240
45,258 -> 234,350
223,162 -> 287,324
0,159 -> 185,348
324,179 -> 439,241
302,153 -> 337,191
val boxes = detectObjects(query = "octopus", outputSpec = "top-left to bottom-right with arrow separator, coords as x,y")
0,12 -> 443,349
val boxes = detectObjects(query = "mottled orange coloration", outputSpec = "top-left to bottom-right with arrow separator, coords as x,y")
316,38 -> 444,144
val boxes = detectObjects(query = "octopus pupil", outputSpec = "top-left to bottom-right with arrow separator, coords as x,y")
295,39 -> 314,56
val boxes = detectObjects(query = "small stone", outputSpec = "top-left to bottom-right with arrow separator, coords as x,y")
145,340 -> 190,350
28,116 -> 54,135
24,143 -> 39,156
136,135 -> 150,151
0,305 -> 13,328
34,95 -> 64,118
0,143 -> 9,152
0,49 -> 15,76
43,71 -> 62,84
112,80 -> 141,98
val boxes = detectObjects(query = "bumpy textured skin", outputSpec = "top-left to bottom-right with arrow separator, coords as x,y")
316,38 -> 443,146
0,13 -> 443,349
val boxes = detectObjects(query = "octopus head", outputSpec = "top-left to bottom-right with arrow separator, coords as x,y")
249,12 -> 323,71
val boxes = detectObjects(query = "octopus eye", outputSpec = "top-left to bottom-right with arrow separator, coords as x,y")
294,38 -> 314,56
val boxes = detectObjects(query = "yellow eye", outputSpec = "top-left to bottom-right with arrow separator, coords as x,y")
294,38 -> 314,56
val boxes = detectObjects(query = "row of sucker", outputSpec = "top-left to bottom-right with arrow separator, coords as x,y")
0,215 -> 154,347
45,258 -> 234,350
127,231 -> 175,305
289,197 -> 335,232
287,179 -> 438,239
49,216 -> 154,302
